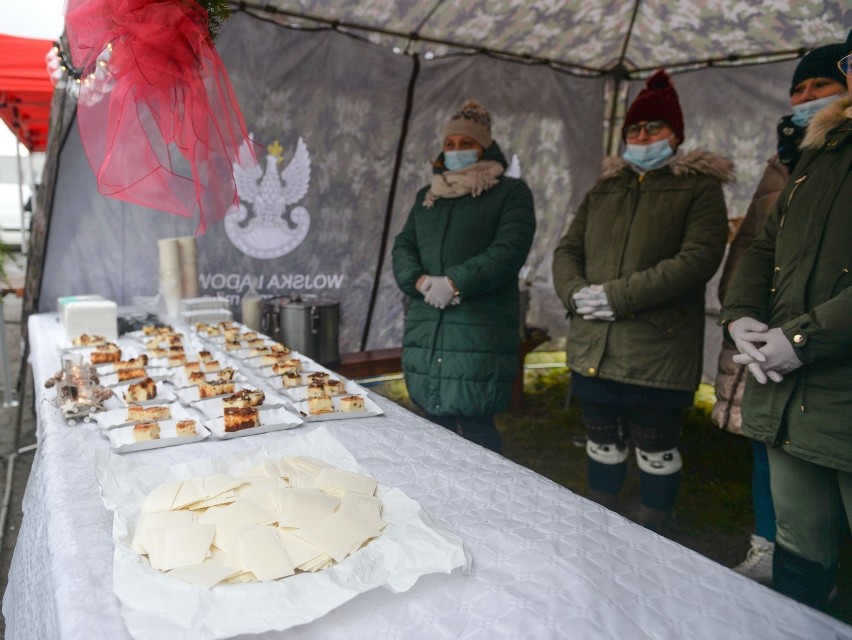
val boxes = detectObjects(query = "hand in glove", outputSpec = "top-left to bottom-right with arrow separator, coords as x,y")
573,284 -> 615,321
728,317 -> 768,364
422,276 -> 457,309
733,327 -> 803,384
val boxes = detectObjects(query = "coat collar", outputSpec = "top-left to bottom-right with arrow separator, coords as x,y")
599,149 -> 736,184
802,96 -> 852,149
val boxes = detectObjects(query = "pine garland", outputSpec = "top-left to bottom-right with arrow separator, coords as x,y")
193,0 -> 232,39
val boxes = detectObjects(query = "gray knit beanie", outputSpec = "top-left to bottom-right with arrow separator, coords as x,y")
443,100 -> 493,149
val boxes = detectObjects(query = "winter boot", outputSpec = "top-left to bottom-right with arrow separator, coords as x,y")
772,544 -> 837,610
733,534 -> 774,585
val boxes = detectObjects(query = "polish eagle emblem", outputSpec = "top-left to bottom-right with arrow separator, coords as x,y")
224,137 -> 312,259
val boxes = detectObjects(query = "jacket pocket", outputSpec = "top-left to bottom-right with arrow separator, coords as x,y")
636,306 -> 688,338
831,268 -> 850,298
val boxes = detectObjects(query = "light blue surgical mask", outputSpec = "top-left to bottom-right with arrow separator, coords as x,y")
790,93 -> 844,127
622,138 -> 674,172
444,149 -> 480,172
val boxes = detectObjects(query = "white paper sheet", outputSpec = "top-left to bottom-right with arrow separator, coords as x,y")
94,428 -> 469,640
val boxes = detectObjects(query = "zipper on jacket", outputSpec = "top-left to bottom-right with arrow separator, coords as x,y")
780,173 -> 808,231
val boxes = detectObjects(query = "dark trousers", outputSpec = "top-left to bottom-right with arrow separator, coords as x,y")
427,414 -> 502,454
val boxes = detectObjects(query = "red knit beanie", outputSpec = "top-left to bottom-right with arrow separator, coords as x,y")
622,70 -> 684,143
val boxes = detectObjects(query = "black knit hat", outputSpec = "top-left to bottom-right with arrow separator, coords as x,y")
789,43 -> 847,95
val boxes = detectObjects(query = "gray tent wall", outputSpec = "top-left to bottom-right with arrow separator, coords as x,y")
33,10 -> 804,370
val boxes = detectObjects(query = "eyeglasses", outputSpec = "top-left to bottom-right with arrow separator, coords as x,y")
839,53 -> 852,77
624,120 -> 666,139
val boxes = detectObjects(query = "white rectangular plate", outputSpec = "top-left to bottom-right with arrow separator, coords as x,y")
172,368 -> 247,388
99,369 -> 172,387
192,391 -> 288,420
289,395 -> 384,422
175,383 -> 264,406
93,402 -> 194,430
106,419 -> 210,452
284,379 -> 366,402
202,406 -> 303,439
112,381 -> 177,407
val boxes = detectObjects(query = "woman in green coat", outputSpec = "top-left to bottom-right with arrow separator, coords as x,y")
392,100 -> 536,454
721,31 -> 852,611
552,71 -> 731,530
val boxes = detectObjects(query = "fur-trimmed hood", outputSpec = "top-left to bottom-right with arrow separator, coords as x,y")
802,96 -> 852,149
599,149 -> 736,184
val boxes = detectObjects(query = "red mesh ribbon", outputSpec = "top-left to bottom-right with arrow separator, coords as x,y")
65,0 -> 259,234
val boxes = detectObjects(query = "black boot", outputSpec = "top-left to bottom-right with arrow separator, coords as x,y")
587,488 -> 619,510
638,504 -> 671,533
772,544 -> 837,611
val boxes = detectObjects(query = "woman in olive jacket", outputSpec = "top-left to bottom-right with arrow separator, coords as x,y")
721,53 -> 852,611
552,71 -> 732,530
393,100 -> 535,454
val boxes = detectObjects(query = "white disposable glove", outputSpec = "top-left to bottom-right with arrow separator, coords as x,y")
733,327 -> 803,384
572,284 -> 614,321
422,276 -> 456,310
728,317 -> 768,364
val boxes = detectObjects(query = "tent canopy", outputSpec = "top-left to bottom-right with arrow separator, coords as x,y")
240,1 -> 851,75
0,34 -> 53,152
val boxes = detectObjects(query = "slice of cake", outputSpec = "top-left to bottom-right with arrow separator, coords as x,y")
91,343 -> 121,364
249,346 -> 270,357
187,371 -> 207,386
201,360 -> 221,372
115,355 -> 148,371
184,361 -> 201,374
132,422 -> 161,442
222,389 -> 265,408
198,350 -> 214,362
126,404 -> 171,423
272,361 -> 300,375
224,339 -> 242,352
269,343 -> 290,355
224,406 -> 260,432
167,352 -> 187,367
72,334 -> 106,347
218,367 -> 236,381
117,367 -> 147,382
307,396 -> 334,415
149,347 -> 168,358
281,371 -> 302,387
324,379 -> 344,396
198,379 -> 235,398
125,377 -> 157,402
339,395 -> 365,412
307,372 -> 330,384
306,381 -> 327,399
175,419 -> 197,437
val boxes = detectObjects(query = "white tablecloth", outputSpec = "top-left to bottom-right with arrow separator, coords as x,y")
4,313 -> 850,639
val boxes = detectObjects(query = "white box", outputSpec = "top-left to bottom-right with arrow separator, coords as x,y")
64,300 -> 118,342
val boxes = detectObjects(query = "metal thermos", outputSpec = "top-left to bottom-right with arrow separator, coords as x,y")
261,295 -> 341,367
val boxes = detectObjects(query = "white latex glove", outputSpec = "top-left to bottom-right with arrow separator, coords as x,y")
422,276 -> 456,309
728,317 -> 768,364
573,284 -> 615,321
733,327 -> 803,384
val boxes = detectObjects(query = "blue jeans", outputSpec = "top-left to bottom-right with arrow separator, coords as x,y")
751,440 -> 776,542
427,414 -> 502,454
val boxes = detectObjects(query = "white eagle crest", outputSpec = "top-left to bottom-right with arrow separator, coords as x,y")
225,137 -> 313,259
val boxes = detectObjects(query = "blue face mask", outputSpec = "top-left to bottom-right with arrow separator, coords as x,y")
790,93 -> 844,127
622,138 -> 674,171
444,149 -> 480,172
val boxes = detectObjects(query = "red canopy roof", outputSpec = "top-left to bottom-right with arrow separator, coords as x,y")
0,34 -> 54,152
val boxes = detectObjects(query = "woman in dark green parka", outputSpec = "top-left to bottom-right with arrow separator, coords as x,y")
392,100 -> 536,453
552,71 -> 731,531
721,31 -> 852,610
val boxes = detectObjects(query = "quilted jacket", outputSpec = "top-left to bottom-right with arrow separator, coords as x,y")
713,156 -> 789,434
553,150 -> 732,391
392,142 -> 536,416
721,97 -> 852,472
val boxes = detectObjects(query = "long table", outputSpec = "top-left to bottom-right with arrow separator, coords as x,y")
4,313 -> 851,639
